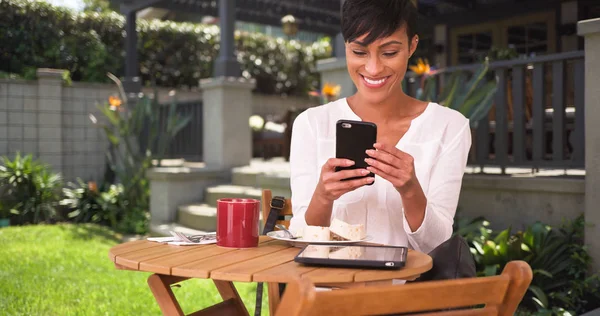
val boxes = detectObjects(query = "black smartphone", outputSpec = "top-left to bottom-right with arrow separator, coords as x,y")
335,119 -> 377,184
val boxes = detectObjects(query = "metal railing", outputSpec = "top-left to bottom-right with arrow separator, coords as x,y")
146,100 -> 204,162
407,51 -> 585,172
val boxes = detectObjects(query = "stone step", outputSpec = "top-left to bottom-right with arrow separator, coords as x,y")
176,203 -> 267,233
149,222 -> 212,237
177,203 -> 218,232
204,185 -> 263,207
231,169 -> 261,187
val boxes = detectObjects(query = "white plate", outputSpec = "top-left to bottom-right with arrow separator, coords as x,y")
266,231 -> 372,246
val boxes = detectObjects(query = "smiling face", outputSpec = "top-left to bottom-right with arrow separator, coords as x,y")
345,24 -> 418,104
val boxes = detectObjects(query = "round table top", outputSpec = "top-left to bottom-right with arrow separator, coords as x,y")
109,236 -> 432,284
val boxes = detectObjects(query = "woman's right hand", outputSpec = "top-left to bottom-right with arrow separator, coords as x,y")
314,158 -> 374,203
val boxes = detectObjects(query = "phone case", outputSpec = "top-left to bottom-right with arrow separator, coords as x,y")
335,119 -> 377,184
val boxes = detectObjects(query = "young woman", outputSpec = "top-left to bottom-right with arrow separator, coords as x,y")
288,0 -> 472,254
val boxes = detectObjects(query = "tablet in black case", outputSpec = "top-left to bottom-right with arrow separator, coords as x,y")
294,244 -> 407,269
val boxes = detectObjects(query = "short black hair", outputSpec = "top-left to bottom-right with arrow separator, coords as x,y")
341,0 -> 418,46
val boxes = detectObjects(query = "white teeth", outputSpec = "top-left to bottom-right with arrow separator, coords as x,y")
363,76 -> 387,85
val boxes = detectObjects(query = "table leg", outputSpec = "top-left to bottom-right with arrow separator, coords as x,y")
147,274 -> 189,316
267,282 -> 281,315
147,275 -> 249,316
213,280 -> 250,316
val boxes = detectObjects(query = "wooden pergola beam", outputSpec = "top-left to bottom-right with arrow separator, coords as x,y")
118,0 -> 446,92
120,0 -> 162,14
436,0 -> 476,10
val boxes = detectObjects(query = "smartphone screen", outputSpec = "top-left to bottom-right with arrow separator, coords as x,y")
335,119 -> 377,183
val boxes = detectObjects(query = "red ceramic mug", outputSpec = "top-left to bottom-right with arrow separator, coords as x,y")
216,198 -> 260,248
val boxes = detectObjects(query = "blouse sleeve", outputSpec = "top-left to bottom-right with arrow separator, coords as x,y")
288,111 -> 319,233
403,121 -> 472,254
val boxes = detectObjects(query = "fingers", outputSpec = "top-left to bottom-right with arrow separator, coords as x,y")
373,143 -> 413,162
373,143 -> 400,157
319,158 -> 373,201
324,168 -> 370,182
365,157 -> 398,177
325,176 -> 374,195
366,164 -> 399,185
323,158 -> 355,171
365,149 -> 401,168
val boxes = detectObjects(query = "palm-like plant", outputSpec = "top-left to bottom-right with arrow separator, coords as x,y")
90,73 -> 191,233
455,215 -> 598,313
0,153 -> 63,224
412,58 -> 498,128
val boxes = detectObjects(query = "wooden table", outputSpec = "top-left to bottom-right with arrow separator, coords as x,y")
109,236 -> 432,316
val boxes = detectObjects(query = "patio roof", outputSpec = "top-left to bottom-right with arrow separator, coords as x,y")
119,0 -> 472,35
117,0 -> 538,94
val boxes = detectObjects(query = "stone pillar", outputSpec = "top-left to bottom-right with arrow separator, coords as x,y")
561,1 -> 579,52
433,24 -> 448,68
36,68 -> 63,173
147,167 -> 230,226
214,0 -> 241,77
578,17 -> 600,272
123,10 -> 141,96
317,58 -> 355,99
333,0 -> 346,58
200,77 -> 255,169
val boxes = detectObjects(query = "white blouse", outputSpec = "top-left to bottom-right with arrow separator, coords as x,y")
288,98 -> 472,254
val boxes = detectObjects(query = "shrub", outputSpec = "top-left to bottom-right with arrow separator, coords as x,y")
67,73 -> 192,235
61,179 -> 112,226
454,214 -> 600,315
0,153 -> 63,225
61,179 -> 149,235
0,0 -> 332,95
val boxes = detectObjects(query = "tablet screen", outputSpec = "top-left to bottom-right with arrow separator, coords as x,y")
297,245 -> 407,262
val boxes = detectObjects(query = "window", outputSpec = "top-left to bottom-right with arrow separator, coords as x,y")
457,31 -> 494,64
507,22 -> 548,57
450,11 -> 556,65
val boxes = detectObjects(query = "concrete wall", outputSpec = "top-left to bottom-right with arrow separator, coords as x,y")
579,17 -> 600,271
458,175 -> 584,230
0,70 -> 110,182
316,58 -> 356,99
252,93 -> 319,119
0,69 -> 317,182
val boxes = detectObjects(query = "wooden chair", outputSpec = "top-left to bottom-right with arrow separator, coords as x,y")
261,189 -> 293,230
261,189 -> 294,315
275,260 -> 533,316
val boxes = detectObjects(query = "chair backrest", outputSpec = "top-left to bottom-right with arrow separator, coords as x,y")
261,189 -> 293,231
276,261 -> 533,316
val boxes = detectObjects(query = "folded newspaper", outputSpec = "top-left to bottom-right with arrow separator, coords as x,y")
147,231 -> 217,246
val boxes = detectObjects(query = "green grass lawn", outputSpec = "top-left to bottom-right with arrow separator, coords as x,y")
0,224 -> 269,316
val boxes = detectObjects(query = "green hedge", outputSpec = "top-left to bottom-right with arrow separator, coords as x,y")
0,0 -> 332,95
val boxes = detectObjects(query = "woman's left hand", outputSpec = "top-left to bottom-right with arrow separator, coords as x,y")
365,143 -> 420,196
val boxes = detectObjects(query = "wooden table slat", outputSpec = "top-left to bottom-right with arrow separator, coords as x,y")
138,237 -> 275,275
210,247 -> 299,282
110,238 -> 433,285
115,244 -> 202,270
171,241 -> 290,279
110,238 -> 433,316
109,240 -> 164,261
300,266 -> 364,284
252,260 -> 319,283
140,245 -> 234,275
